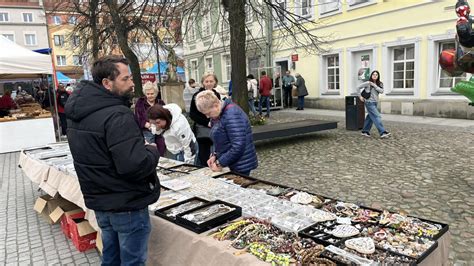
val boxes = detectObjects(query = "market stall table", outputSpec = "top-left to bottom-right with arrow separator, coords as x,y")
19,150 -> 451,265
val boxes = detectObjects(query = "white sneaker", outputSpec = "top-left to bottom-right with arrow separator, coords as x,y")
361,132 -> 371,137
380,132 -> 391,139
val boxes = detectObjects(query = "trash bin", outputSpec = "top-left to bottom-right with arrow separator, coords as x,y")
345,96 -> 365,130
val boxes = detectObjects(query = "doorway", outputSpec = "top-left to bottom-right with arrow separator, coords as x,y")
351,50 -> 373,95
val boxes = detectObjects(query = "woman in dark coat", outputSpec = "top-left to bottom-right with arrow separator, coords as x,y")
134,82 -> 166,156
189,73 -> 221,166
295,73 -> 308,110
195,90 -> 258,176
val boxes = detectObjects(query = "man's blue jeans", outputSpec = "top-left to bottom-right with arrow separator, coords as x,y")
258,96 -> 270,116
362,101 -> 386,135
95,208 -> 151,266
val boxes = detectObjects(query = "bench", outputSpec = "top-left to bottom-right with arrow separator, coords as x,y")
252,119 -> 338,141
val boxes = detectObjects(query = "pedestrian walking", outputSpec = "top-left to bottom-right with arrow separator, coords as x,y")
295,73 -> 308,110
247,74 -> 258,116
65,56 -> 160,265
56,84 -> 69,136
282,70 -> 295,108
195,90 -> 258,176
358,70 -> 391,138
258,71 -> 272,117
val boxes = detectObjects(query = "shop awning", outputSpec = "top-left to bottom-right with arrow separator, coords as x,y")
146,62 -> 184,74
56,71 -> 75,84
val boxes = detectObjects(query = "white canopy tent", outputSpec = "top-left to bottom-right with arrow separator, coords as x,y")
0,35 -> 53,79
0,35 -> 56,153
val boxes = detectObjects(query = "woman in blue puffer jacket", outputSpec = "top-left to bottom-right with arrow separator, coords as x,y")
195,90 -> 258,176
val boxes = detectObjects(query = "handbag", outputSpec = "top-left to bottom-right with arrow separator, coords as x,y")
292,85 -> 298,97
361,88 -> 371,99
195,124 -> 211,139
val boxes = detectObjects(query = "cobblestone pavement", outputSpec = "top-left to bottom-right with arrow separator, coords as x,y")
253,110 -> 474,265
0,152 -> 101,265
1,109 -> 473,265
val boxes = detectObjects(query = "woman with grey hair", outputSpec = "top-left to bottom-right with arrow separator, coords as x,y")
195,90 -> 258,175
295,73 -> 308,110
134,81 -> 166,155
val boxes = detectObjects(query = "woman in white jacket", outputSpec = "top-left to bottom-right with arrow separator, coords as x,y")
247,74 -> 258,116
147,104 -> 198,164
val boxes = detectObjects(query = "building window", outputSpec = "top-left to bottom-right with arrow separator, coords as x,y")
318,0 -> 340,15
296,0 -> 313,18
0,12 -> 9,22
56,55 -> 67,66
163,37 -> 173,45
188,23 -> 196,41
325,54 -> 340,90
273,0 -> 286,28
221,12 -> 229,31
438,41 -> 466,90
205,56 -> 213,73
24,34 -> 37,46
53,16 -> 62,25
73,55 -> 83,66
68,16 -> 77,25
1,34 -> 14,42
245,4 -> 252,23
54,35 -> 65,46
348,0 -> 370,6
223,54 -> 231,82
201,11 -> 211,37
72,35 -> 80,47
190,59 -> 199,81
23,13 -> 33,23
392,45 -> 415,89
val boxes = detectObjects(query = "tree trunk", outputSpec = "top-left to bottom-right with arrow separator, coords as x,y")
89,0 -> 100,60
224,0 -> 248,113
104,0 -> 144,97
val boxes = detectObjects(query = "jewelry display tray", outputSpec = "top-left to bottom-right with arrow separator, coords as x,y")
298,221 -> 440,264
154,197 -> 209,223
167,164 -> 203,173
212,172 -> 259,187
175,200 -> 242,234
319,243 -> 417,266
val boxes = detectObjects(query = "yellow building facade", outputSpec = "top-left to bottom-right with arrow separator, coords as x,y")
273,0 -> 473,119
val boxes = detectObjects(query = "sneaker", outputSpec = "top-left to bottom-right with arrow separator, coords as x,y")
361,132 -> 371,137
380,132 -> 391,138
264,114 -> 270,118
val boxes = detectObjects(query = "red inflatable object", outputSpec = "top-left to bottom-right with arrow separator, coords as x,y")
439,49 -> 464,76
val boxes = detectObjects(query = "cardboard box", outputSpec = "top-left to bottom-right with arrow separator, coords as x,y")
96,231 -> 103,255
59,209 -> 84,239
33,194 -> 77,224
68,211 -> 97,252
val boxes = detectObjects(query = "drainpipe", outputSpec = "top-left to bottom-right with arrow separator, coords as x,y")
265,4 -> 273,68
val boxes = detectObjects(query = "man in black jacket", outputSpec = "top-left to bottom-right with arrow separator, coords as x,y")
65,56 -> 160,265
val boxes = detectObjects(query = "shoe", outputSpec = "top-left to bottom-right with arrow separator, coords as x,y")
361,131 -> 371,137
264,114 -> 270,118
296,108 -> 301,110
380,131 -> 391,138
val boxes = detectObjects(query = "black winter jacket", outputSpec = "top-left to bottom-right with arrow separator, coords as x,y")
65,80 -> 160,212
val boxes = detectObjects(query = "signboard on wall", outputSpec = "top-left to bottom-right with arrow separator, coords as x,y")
291,54 -> 299,62
141,73 -> 156,84
358,54 -> 370,81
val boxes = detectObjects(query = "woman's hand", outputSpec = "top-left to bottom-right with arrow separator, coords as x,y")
209,162 -> 222,172
359,96 -> 366,102
207,155 -> 216,167
145,122 -> 151,129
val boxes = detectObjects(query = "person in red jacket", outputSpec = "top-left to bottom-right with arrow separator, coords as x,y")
0,91 -> 17,117
258,71 -> 272,117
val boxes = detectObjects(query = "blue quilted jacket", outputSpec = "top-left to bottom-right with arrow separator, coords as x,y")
210,99 -> 258,174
